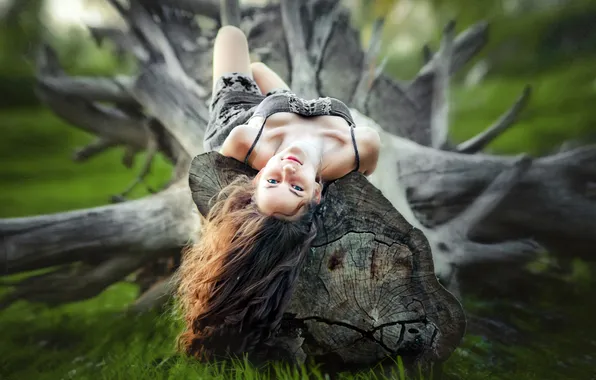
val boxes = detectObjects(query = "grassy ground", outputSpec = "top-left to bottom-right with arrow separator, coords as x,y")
1,64 -> 596,379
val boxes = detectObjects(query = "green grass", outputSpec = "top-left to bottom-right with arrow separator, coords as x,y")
0,107 -> 172,217
2,63 -> 596,379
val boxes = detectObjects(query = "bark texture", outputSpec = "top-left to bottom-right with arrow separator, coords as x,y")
189,152 -> 464,367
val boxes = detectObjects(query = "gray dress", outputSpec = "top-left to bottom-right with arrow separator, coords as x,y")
203,73 -> 268,152
203,73 -> 360,171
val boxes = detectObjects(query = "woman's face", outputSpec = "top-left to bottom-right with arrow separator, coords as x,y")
254,144 -> 322,219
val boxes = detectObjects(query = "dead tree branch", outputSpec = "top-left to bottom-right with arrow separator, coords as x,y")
456,86 -> 532,154
351,17 -> 386,111
220,0 -> 241,27
1,185 -> 197,276
430,21 -> 455,150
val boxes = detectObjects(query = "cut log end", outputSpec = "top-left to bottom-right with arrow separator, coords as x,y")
189,152 -> 466,368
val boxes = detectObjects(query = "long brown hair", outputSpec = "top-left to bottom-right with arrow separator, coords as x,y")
175,175 -> 319,360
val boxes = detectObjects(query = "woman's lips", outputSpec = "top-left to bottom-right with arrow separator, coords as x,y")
283,156 -> 302,165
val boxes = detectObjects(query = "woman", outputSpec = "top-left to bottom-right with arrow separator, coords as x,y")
176,26 -> 380,361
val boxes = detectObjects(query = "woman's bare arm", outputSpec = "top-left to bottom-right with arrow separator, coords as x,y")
251,62 -> 290,95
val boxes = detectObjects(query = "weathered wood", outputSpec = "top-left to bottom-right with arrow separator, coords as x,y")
360,109 -> 596,276
139,0 -> 222,20
1,185 -> 198,277
455,85 -> 532,154
351,18 -> 385,111
430,21 -> 454,150
35,45 -> 151,155
188,152 -> 465,367
219,0 -> 241,27
366,21 -> 489,144
89,26 -> 149,62
37,75 -> 136,104
280,0 -> 319,99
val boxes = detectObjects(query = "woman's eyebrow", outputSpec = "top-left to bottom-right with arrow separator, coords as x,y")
264,184 -> 303,198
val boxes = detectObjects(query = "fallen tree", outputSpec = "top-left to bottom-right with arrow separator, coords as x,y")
1,0 -> 595,372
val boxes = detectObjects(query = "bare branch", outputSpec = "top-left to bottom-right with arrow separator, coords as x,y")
36,44 -> 63,76
456,86 -> 532,154
302,0 -> 363,109
35,44 -> 150,151
122,146 -> 140,168
132,64 -> 209,159
111,123 -> 160,201
417,21 -> 489,77
280,0 -> 318,99
88,26 -> 149,61
107,0 -> 185,74
453,155 -> 532,234
107,0 -> 209,160
73,138 -> 118,162
449,21 -> 489,75
37,87 -> 150,151
0,254 -> 146,309
430,21 -> 455,150
367,22 -> 487,145
38,75 -> 136,104
310,0 -> 344,72
1,185 -> 198,275
353,109 -> 594,278
138,0 -> 222,19
220,0 -> 241,26
459,239 -> 541,265
351,17 -> 385,111
129,274 -> 175,313
422,44 -> 433,64
426,155 -> 538,283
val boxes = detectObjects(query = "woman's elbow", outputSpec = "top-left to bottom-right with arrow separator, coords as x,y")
361,128 -> 381,175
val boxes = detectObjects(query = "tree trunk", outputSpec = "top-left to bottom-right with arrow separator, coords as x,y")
2,0 -> 595,371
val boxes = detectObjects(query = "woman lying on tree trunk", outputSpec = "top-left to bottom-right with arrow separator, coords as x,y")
175,26 -> 381,361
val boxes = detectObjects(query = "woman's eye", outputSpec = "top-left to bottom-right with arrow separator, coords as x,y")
292,185 -> 304,192
267,179 -> 279,184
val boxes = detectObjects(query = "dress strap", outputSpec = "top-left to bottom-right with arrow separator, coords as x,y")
243,91 -> 359,169
350,126 -> 360,172
244,117 -> 266,166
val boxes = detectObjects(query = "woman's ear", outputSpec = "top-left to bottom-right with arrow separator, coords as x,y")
313,182 -> 323,204
252,170 -> 262,185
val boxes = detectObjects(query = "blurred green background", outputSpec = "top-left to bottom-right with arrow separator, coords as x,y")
1,0 -> 595,379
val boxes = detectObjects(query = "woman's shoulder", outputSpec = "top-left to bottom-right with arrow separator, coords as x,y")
219,124 -> 256,162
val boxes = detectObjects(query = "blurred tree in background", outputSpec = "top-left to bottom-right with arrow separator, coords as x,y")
2,0 -> 595,149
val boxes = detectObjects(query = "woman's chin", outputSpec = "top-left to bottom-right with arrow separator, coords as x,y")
279,145 -> 307,159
